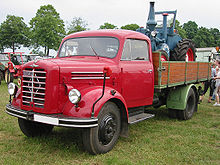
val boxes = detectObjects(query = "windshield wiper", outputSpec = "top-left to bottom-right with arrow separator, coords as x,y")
90,45 -> 99,59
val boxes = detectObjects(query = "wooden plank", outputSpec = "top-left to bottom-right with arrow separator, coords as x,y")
186,62 -> 198,81
168,62 -> 185,84
152,52 -> 160,85
152,51 -> 211,90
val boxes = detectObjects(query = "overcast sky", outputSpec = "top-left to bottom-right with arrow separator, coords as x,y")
1,0 -> 220,30
1,0 -> 219,55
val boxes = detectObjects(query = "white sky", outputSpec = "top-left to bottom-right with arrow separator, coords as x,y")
1,0 -> 220,30
0,0 -> 219,55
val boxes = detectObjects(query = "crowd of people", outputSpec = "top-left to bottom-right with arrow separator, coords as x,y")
200,58 -> 220,106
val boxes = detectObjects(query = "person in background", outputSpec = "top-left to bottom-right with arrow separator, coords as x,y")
213,59 -> 220,106
199,62 -> 217,103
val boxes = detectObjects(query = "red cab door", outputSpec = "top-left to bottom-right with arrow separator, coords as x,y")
120,39 -> 154,108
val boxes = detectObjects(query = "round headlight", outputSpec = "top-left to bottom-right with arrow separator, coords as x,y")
8,83 -> 16,95
68,89 -> 81,104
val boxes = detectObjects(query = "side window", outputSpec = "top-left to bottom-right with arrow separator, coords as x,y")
121,40 -> 131,60
121,39 -> 149,61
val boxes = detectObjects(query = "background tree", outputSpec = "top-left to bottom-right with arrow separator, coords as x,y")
183,21 -> 198,40
0,15 -> 30,52
175,20 -> 187,39
29,4 -> 65,56
99,22 -> 117,29
121,24 -> 139,31
67,17 -> 89,34
210,28 -> 220,46
193,27 -> 215,48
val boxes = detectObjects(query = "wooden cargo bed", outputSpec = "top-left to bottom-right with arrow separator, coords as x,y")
152,52 -> 211,89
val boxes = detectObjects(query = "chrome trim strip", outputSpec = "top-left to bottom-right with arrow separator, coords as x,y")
22,86 -> 45,90
22,101 -> 30,104
23,80 -> 46,84
34,103 -> 44,106
71,77 -> 110,80
22,96 -> 31,99
33,98 -> 45,101
23,70 -> 46,74
22,91 -> 45,95
71,72 -> 103,74
59,124 -> 98,128
23,75 -> 46,79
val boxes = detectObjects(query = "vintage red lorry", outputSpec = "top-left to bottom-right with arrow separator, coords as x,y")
6,30 -> 210,154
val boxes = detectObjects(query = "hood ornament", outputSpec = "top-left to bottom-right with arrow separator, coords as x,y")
30,57 -> 43,68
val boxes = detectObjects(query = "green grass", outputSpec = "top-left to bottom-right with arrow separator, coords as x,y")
0,81 -> 219,165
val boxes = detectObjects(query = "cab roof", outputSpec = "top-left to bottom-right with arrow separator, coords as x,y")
63,29 -> 150,42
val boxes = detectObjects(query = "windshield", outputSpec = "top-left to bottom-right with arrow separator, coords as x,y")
59,37 -> 119,58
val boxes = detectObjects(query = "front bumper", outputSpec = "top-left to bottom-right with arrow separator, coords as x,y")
6,104 -> 98,128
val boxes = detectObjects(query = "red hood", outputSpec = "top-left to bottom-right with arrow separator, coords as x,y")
48,56 -> 117,84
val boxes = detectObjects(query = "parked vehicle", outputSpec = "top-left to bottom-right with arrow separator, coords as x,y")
5,30 -> 210,154
137,2 -> 196,61
0,53 -> 9,84
3,52 -> 40,84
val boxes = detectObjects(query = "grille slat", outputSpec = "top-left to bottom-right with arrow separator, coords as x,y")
22,68 -> 46,109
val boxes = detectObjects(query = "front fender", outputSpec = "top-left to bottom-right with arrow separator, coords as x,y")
62,86 -> 128,119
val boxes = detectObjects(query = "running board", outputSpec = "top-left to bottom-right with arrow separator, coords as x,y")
128,113 -> 155,124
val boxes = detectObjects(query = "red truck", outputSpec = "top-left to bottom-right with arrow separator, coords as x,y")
6,30 -> 210,154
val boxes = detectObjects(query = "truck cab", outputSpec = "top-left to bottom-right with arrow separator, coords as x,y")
6,30 -> 155,154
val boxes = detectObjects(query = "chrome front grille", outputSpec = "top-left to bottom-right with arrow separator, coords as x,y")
22,68 -> 46,108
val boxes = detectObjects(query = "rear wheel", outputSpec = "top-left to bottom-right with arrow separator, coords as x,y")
171,39 -> 196,61
158,49 -> 168,61
18,118 -> 54,137
82,102 -> 121,155
177,88 -> 197,120
5,69 -> 14,84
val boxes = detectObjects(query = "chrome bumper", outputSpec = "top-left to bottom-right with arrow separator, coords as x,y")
6,104 -> 98,128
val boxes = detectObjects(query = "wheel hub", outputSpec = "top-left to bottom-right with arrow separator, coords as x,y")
186,48 -> 194,61
99,114 -> 117,145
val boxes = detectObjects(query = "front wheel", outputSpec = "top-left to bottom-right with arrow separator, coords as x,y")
18,118 -> 54,137
177,88 -> 197,120
82,102 -> 121,155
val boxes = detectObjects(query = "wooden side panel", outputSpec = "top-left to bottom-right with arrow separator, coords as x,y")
152,51 -> 211,89
152,52 -> 160,85
198,63 -> 210,79
161,63 -> 168,85
186,63 -> 198,81
168,63 -> 185,84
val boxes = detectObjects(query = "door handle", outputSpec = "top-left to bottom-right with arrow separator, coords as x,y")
147,69 -> 153,73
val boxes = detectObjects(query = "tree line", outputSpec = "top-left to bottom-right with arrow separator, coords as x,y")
0,4 -> 219,55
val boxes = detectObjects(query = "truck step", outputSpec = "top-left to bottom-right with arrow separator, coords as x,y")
128,113 -> 155,124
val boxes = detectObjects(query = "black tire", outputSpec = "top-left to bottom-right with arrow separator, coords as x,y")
168,109 -> 178,118
177,88 -> 197,120
0,71 -> 3,81
82,102 -> 121,155
18,118 -> 54,137
158,49 -> 169,61
5,69 -> 14,84
171,39 -> 196,61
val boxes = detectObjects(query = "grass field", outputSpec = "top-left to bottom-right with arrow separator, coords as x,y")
0,81 -> 219,165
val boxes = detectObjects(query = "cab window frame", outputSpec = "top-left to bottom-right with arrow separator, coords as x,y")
120,39 -> 150,61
